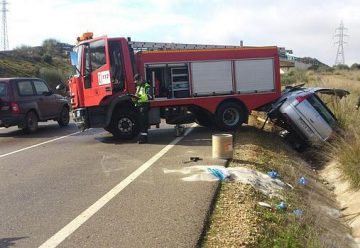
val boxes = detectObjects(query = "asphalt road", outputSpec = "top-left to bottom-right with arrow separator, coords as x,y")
0,121 -> 224,248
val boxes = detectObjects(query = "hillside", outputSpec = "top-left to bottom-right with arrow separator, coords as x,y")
0,41 -> 73,89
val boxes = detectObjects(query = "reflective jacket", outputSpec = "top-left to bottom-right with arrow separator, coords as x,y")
135,82 -> 151,105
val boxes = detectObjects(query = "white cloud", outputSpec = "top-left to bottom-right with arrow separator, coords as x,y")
5,0 -> 360,65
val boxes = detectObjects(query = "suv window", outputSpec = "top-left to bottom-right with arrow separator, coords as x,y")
0,83 -> 7,96
307,94 -> 336,127
33,80 -> 50,95
17,80 -> 35,96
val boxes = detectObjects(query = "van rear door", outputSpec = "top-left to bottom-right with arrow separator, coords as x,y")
295,94 -> 336,140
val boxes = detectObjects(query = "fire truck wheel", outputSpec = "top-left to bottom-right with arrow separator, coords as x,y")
215,102 -> 245,131
109,109 -> 139,140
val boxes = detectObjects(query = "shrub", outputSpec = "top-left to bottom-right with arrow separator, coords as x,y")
38,68 -> 65,89
323,84 -> 360,189
42,54 -> 53,64
333,64 -> 350,70
281,69 -> 308,86
42,38 -> 60,55
350,63 -> 360,70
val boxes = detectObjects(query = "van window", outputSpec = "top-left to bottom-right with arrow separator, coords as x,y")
0,83 -> 7,96
17,80 -> 35,96
307,95 -> 336,127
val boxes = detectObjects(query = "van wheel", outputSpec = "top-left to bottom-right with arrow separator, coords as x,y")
215,102 -> 246,131
109,109 -> 139,139
58,106 -> 70,127
23,111 -> 38,133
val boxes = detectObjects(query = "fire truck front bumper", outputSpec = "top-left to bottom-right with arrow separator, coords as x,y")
72,108 -> 88,130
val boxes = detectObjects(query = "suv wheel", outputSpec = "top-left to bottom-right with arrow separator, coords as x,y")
23,111 -> 38,133
58,106 -> 70,127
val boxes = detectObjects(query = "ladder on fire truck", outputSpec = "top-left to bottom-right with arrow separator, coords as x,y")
128,40 -> 241,52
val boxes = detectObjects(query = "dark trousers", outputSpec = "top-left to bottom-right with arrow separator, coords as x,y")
137,102 -> 150,135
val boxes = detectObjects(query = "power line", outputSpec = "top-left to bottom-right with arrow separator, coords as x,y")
0,0 -> 8,51
334,20 -> 348,65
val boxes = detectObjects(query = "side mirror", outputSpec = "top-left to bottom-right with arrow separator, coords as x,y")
56,83 -> 65,91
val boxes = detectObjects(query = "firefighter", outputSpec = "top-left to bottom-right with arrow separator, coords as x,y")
134,74 -> 152,143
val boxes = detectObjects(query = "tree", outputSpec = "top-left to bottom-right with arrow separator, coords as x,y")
42,38 -> 60,55
350,63 -> 360,70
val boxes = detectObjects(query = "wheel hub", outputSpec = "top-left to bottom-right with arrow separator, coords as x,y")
118,118 -> 133,133
223,108 -> 240,126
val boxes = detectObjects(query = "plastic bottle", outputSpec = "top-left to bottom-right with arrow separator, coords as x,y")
276,201 -> 287,210
299,176 -> 307,185
267,170 -> 279,179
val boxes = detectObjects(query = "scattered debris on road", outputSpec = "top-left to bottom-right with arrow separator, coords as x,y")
183,156 -> 203,164
164,165 -> 285,198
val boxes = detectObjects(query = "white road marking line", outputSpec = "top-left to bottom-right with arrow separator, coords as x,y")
0,131 -> 81,159
38,124 -> 196,248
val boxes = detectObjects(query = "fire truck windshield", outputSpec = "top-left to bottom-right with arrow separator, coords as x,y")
70,45 -> 83,76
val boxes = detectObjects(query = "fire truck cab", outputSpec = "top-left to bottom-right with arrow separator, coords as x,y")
68,35 -> 281,139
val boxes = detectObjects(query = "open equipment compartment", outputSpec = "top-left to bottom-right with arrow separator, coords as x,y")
145,63 -> 190,99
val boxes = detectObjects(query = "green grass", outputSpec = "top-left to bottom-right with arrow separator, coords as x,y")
0,46 -> 72,89
258,208 -> 321,248
281,68 -> 308,86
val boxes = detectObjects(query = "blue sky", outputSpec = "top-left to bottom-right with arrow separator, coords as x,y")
7,0 -> 360,66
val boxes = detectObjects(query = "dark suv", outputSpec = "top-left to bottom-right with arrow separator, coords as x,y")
0,78 -> 70,133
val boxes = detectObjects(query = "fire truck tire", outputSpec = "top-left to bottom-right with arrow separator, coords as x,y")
215,102 -> 246,131
109,109 -> 139,140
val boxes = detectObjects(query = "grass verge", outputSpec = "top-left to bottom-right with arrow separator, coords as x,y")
202,124 -> 353,247
308,70 -> 360,189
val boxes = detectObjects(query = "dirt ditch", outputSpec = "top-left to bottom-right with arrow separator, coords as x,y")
321,162 -> 360,243
202,117 -> 359,248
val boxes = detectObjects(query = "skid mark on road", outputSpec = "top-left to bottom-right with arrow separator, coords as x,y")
38,125 -> 196,248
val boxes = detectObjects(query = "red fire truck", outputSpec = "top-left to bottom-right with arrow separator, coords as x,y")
68,33 -> 281,139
